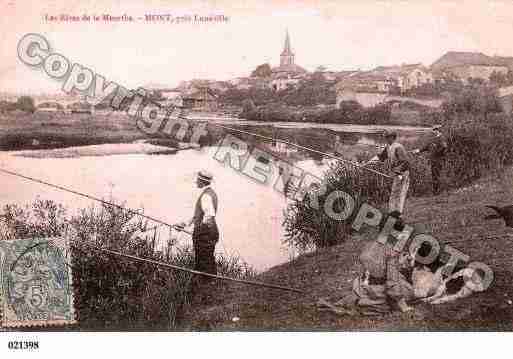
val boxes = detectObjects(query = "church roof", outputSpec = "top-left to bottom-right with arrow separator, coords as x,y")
281,30 -> 293,56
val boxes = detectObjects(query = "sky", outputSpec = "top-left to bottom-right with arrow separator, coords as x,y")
1,0 -> 513,94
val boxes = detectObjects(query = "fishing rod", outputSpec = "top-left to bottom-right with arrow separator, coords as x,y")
0,167 -> 192,235
7,229 -> 304,294
80,242 -> 304,293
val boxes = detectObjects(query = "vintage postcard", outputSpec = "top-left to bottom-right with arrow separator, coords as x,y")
1,0 -> 513,347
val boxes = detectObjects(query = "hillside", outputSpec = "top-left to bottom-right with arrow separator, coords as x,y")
181,170 -> 513,331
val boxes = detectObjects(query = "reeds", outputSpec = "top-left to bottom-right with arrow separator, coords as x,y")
1,199 -> 256,330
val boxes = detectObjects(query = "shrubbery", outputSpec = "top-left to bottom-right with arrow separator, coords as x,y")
283,97 -> 513,250
1,199 -> 255,330
282,157 -> 435,251
242,101 -> 392,125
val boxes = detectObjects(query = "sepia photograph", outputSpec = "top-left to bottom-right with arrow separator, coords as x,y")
1,0 -> 513,355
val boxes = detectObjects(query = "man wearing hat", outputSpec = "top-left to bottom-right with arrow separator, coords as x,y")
413,125 -> 447,195
364,130 -> 411,219
178,170 -> 219,278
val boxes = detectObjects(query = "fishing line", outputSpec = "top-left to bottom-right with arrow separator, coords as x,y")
0,167 -> 191,235
205,122 -> 394,180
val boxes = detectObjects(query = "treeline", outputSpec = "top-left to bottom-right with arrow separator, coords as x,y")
240,100 -> 392,125
218,74 -> 336,108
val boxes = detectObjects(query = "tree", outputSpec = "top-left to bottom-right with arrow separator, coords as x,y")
442,86 -> 502,120
16,96 -> 36,113
251,63 -> 272,78
241,99 -> 256,113
490,71 -> 507,86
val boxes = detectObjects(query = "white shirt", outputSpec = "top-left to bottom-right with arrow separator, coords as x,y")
199,185 -> 216,219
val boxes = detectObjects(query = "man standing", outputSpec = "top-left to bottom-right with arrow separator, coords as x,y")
333,134 -> 343,157
365,130 -> 411,219
413,125 -> 447,195
178,171 -> 219,278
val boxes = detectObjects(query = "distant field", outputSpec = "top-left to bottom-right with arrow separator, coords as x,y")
0,111 -> 144,151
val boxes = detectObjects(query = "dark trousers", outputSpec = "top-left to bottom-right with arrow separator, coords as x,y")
190,224 -> 219,302
192,223 -> 219,276
431,161 -> 442,195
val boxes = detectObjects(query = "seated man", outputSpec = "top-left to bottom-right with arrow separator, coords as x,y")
317,238 -> 416,316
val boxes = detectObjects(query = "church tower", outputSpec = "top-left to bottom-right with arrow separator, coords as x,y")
280,30 -> 295,67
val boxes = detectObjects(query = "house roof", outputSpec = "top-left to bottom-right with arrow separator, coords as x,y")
335,71 -> 392,93
372,63 -> 427,77
334,71 -> 361,80
431,51 -> 507,69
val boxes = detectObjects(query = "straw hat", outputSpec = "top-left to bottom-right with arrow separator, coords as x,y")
197,170 -> 213,183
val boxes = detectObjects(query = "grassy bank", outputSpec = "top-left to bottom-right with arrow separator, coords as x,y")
0,112 -> 146,151
0,111 -> 422,164
181,170 -> 513,330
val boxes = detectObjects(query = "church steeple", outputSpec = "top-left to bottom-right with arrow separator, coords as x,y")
280,30 -> 295,66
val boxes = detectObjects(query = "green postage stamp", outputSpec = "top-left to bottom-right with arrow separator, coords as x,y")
0,236 -> 76,328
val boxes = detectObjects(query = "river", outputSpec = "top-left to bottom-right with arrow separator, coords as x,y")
192,116 -> 433,134
0,146 -> 313,271
0,122 -> 425,271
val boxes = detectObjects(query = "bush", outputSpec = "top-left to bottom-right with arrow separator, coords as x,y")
443,113 -> 513,188
282,153 -> 435,251
283,162 -> 390,251
242,102 -> 392,125
1,199 -> 255,330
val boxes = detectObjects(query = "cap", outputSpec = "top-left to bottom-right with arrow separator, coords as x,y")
197,170 -> 213,183
382,130 -> 397,138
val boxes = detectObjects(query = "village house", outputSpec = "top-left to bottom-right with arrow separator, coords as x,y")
271,72 -> 302,91
431,51 -> 509,83
158,89 -> 183,107
372,64 -> 433,92
335,72 -> 393,107
334,65 -> 442,108
181,86 -> 218,111
231,77 -> 272,90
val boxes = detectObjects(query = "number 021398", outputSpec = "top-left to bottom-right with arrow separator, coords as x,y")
7,341 -> 39,350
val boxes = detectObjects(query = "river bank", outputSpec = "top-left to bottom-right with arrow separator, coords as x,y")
11,141 -> 182,158
181,170 -> 513,330
0,111 -> 431,153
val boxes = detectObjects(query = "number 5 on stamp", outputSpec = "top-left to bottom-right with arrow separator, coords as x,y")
0,237 -> 76,328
